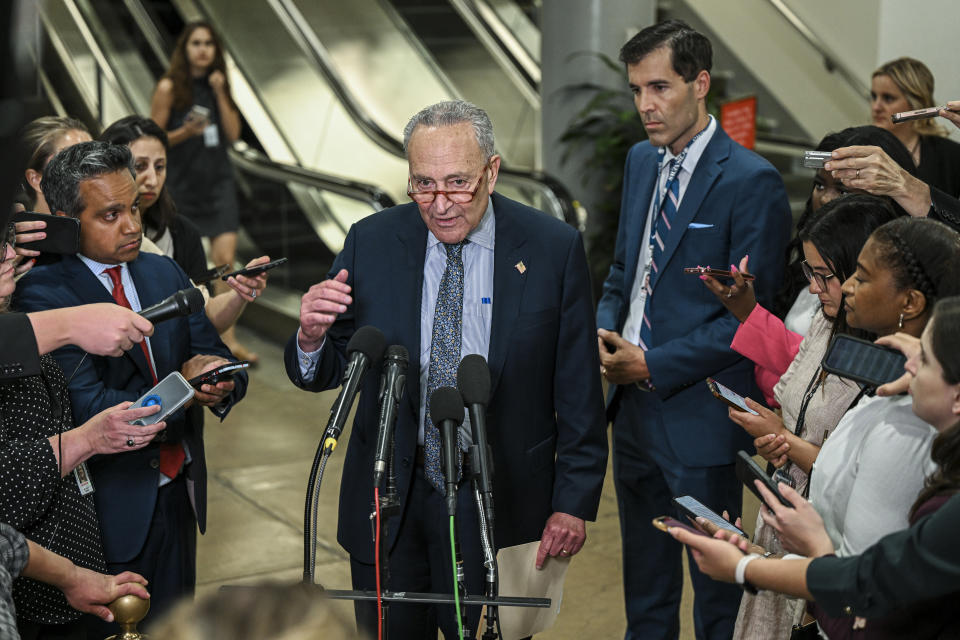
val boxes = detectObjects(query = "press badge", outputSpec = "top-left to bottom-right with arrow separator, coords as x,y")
203,124 -> 219,147
74,462 -> 94,495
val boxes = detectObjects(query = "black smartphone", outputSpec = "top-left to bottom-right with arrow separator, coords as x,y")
11,211 -> 80,254
706,378 -> 759,415
672,495 -> 747,537
683,266 -> 756,281
821,334 -> 906,388
221,257 -> 288,281
192,263 -> 230,285
129,372 -> 195,426
188,361 -> 251,388
735,450 -> 793,509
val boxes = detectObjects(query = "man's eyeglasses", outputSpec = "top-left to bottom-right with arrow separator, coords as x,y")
801,259 -> 835,291
1,223 -> 15,256
407,164 -> 490,205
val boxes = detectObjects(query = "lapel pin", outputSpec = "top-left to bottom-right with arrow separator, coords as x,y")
515,260 -> 526,274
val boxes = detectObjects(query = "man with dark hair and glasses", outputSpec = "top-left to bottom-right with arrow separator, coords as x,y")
595,19 -> 791,639
286,99 -> 608,638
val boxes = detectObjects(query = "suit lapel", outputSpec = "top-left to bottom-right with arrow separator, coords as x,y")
651,133 -> 728,292
488,195 -> 527,394
396,209 -> 427,417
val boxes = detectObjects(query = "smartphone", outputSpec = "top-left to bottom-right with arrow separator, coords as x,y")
192,263 -> 230,285
187,104 -> 211,121
801,150 -> 832,169
188,361 -> 250,388
706,378 -> 759,415
735,450 -> 792,509
652,516 -> 708,537
672,495 -> 747,537
821,334 -> 906,388
11,211 -> 80,254
128,372 -> 195,427
221,257 -> 288,281
891,106 -> 947,124
683,266 -> 756,281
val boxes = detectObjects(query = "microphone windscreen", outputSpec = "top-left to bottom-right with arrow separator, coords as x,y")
184,287 -> 204,314
384,344 -> 409,365
457,354 -> 490,406
346,326 -> 386,366
430,386 -> 464,425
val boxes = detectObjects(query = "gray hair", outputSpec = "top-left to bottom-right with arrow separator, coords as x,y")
402,100 -> 496,159
41,141 -> 135,218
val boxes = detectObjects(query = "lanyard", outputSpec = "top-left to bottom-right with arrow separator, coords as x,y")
649,121 -> 710,228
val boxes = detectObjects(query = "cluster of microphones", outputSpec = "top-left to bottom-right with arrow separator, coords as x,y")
320,326 -> 495,517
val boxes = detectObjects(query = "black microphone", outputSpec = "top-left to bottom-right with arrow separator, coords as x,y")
457,355 -> 493,496
430,386 -> 465,516
139,287 -> 204,324
373,345 -> 408,488
322,326 -> 386,451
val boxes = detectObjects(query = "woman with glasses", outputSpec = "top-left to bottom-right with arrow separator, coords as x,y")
698,195 -> 897,639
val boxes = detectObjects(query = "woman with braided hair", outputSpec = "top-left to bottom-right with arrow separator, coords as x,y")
804,216 -> 960,560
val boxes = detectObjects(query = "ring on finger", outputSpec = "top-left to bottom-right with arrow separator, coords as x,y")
560,549 -> 570,555
250,290 -> 257,299
126,438 -> 135,447
856,168 -> 860,178
725,289 -> 734,298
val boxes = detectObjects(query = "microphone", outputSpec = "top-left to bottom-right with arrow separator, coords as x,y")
322,326 -> 386,451
139,287 -> 204,324
457,355 -> 493,496
373,345 -> 408,488
430,386 -> 465,516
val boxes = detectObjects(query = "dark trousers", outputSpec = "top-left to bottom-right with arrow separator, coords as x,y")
613,385 -> 743,640
85,474 -> 197,638
351,467 -> 485,639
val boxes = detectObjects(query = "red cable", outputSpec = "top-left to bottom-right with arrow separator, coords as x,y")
374,486 -> 383,640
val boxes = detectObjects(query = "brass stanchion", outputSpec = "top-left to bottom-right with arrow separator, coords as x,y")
105,595 -> 150,639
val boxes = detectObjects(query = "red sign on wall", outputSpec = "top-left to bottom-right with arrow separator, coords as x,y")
720,96 -> 757,150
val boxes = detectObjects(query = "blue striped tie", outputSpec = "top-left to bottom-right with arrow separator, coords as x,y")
424,240 -> 467,493
638,159 -> 680,351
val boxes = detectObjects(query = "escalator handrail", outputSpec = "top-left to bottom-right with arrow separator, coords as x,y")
766,0 -> 871,101
229,144 -> 396,212
457,0 -> 540,88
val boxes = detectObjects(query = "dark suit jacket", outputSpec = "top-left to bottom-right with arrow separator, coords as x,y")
0,314 -> 41,379
596,125 -> 791,467
284,193 -> 608,564
13,252 -> 247,562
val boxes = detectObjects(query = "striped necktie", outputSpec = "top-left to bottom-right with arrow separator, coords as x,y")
638,159 -> 680,352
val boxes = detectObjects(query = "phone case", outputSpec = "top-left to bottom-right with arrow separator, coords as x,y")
221,257 -> 288,281
735,451 -> 792,508
652,516 -> 707,537
11,211 -> 80,254
129,372 -> 195,426
706,378 -> 758,414
821,334 -> 906,388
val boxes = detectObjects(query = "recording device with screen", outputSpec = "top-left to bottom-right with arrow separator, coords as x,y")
128,372 -> 195,427
736,450 -> 792,509
706,378 -> 759,415
672,495 -> 747,537
801,150 -> 832,169
821,334 -> 907,388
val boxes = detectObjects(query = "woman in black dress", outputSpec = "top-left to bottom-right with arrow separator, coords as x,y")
149,21 -> 256,361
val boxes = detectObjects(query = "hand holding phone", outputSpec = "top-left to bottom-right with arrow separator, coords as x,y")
221,257 -> 287,281
684,266 -> 756,281
673,496 -> 747,537
128,372 -> 195,427
12,211 -> 80,255
188,361 -> 251,388
652,516 -> 708,537
706,378 -> 759,415
891,105 -> 948,124
735,450 -> 792,509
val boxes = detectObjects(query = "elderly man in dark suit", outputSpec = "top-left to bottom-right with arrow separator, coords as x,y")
285,100 -> 608,639
15,141 -> 247,627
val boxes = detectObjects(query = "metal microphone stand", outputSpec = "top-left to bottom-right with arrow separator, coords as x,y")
469,444 -> 499,639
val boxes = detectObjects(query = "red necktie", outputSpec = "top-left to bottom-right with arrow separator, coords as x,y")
105,266 -> 185,479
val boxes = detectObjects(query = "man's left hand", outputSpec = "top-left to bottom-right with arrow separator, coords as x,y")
536,512 -> 585,569
181,355 -> 235,406
597,329 -> 649,384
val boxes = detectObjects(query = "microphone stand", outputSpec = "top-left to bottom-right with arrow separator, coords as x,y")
470,445 -> 499,639
371,390 -> 401,639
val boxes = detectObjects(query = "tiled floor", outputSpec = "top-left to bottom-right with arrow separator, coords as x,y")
197,328 -> 760,639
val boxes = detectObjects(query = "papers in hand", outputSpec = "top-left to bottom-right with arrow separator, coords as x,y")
496,541 -> 571,639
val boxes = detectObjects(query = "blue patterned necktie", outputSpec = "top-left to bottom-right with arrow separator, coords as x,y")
424,240 -> 467,493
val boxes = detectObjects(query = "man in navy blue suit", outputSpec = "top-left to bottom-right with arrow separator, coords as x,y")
285,100 -> 607,639
595,21 -> 790,640
14,141 -> 248,627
